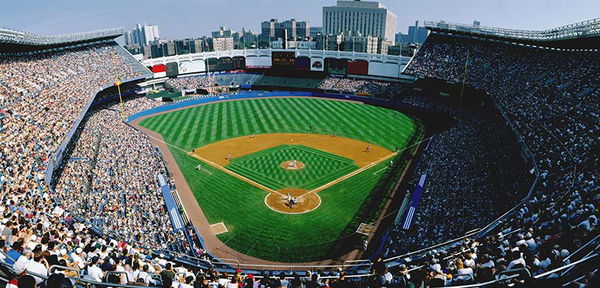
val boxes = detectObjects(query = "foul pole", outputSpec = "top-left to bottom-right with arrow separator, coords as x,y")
113,65 -> 125,120
459,50 -> 470,107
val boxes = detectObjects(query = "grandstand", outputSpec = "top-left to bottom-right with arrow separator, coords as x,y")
0,15 -> 598,288
213,73 -> 262,87
253,75 -> 325,90
165,73 -> 261,93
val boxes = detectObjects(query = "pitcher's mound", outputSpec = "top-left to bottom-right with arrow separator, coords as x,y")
265,188 -> 320,214
280,160 -> 306,170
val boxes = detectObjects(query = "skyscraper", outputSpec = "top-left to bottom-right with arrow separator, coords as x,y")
407,21 -> 428,44
323,0 -> 397,41
125,24 -> 160,47
260,19 -> 310,41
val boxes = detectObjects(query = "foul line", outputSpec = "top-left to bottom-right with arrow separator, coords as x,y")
189,153 -> 288,198
373,167 -> 388,175
195,165 -> 213,175
191,149 -> 398,202
297,152 -> 398,200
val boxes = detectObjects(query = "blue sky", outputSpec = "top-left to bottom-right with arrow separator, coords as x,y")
1,0 -> 598,39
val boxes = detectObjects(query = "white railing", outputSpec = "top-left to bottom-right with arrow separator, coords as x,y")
424,18 -> 600,41
141,48 -> 411,67
0,27 -> 123,45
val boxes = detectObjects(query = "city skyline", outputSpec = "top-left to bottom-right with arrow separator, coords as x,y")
2,0 -> 598,40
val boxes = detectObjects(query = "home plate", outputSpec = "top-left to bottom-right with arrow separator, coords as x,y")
356,223 -> 375,236
210,222 -> 228,235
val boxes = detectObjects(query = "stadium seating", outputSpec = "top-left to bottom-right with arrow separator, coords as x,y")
253,75 -> 325,89
0,27 -> 597,288
319,77 -> 406,98
382,33 -> 598,286
166,73 -> 261,92
384,93 -> 533,255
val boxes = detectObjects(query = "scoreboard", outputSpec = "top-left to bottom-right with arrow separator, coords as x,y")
272,51 -> 296,69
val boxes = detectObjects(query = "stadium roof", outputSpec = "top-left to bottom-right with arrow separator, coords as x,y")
424,18 -> 600,49
0,27 -> 123,54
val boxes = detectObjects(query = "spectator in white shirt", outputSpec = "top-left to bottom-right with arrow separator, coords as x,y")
506,251 -> 526,270
454,259 -> 474,284
179,275 -> 195,288
464,253 -> 476,269
87,256 -> 104,282
27,252 -> 49,284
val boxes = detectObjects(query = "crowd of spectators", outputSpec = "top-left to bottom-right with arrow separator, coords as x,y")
319,77 -> 406,99
1,43 -> 140,199
385,93 -> 532,254
167,73 -> 262,92
167,75 -> 217,91
376,33 -> 598,285
52,97 -> 186,251
0,43 -> 193,287
0,32 -> 598,288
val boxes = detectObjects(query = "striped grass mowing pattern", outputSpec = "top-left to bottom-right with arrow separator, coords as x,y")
139,97 -> 416,262
226,145 -> 359,190
138,97 -> 415,151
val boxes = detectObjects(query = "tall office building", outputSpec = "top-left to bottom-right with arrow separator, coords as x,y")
161,42 -> 176,56
125,24 -> 160,47
395,32 -> 409,44
407,21 -> 428,44
343,33 -> 378,54
323,0 -> 397,41
260,19 -> 310,40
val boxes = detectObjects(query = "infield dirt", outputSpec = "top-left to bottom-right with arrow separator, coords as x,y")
191,133 -> 392,167
190,133 -> 396,213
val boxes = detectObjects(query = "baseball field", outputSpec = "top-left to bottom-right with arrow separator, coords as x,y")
137,97 -> 420,262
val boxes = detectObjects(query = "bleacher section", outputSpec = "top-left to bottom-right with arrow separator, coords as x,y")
213,72 -> 262,86
166,73 -> 261,92
253,75 -> 325,89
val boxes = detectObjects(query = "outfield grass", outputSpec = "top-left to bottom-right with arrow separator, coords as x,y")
138,97 -> 414,151
138,97 -> 416,262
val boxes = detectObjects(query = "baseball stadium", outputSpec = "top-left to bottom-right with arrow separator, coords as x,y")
0,1 -> 599,287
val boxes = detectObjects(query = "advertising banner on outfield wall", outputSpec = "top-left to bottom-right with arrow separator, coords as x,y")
206,58 -> 218,72
326,58 -> 348,75
296,56 -> 310,71
166,62 -> 179,77
347,60 -> 369,75
151,64 -> 167,78
246,55 -> 272,69
272,51 -> 296,69
310,57 -> 324,72
368,61 -> 401,78
151,64 -> 166,73
178,59 -> 206,74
